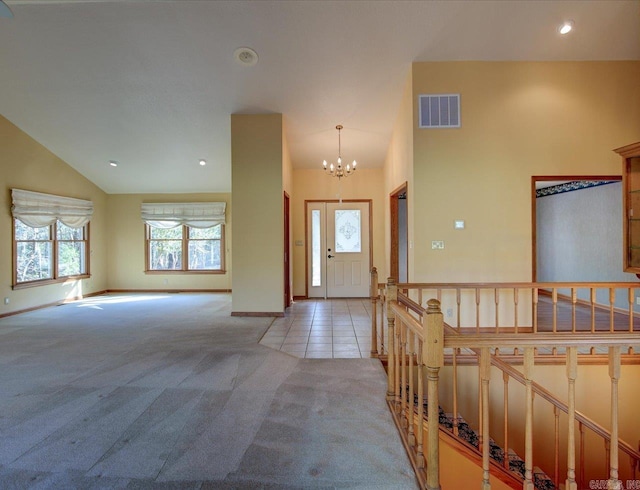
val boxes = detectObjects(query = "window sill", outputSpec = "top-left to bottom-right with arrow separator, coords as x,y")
13,274 -> 91,290
144,270 -> 226,275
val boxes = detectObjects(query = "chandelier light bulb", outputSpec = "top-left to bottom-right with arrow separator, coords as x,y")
559,21 -> 573,35
352,160 -> 357,169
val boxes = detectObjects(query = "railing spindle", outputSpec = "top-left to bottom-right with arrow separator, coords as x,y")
495,288 -> 499,332
579,421 -> 585,489
400,320 -> 407,424
386,278 -> 397,401
370,267 -> 378,357
591,288 -> 596,333
425,299 -> 444,490
379,291 -> 385,354
408,332 -> 415,446
629,288 -> 634,332
533,287 -> 538,333
566,346 -> 578,490
554,405 -> 560,489
552,288 -> 558,334
480,347 -> 491,490
609,346 -> 621,489
514,287 -> 519,333
571,287 -> 577,333
416,341 -> 424,468
452,348 -> 459,436
503,371 -> 509,471
456,289 -> 461,331
395,317 -> 401,410
524,347 -> 535,490
476,288 -> 480,333
610,288 -> 616,332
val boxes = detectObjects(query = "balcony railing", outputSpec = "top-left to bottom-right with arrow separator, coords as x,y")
371,271 -> 640,489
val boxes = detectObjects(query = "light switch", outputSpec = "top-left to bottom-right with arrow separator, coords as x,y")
454,220 -> 465,230
431,240 -> 445,250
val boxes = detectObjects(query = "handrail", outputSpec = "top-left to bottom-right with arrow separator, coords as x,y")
391,280 -> 640,335
397,291 -> 422,316
398,281 -> 640,289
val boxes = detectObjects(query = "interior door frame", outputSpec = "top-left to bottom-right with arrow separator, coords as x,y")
390,182 -> 408,282
531,175 -> 621,281
284,191 -> 291,308
304,199 -> 373,299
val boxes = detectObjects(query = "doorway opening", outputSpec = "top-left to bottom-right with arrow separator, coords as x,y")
390,182 -> 408,283
532,175 -> 621,281
305,199 -> 373,298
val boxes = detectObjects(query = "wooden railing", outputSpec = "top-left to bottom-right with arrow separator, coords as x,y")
372,273 -> 640,490
370,276 -> 640,360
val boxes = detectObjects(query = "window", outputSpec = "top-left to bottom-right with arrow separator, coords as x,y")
141,201 -> 226,274
14,219 -> 89,286
11,189 -> 93,288
146,224 -> 224,272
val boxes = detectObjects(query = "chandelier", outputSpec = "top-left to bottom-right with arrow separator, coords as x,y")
323,125 -> 357,179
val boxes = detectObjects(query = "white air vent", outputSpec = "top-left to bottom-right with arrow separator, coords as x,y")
419,94 -> 460,128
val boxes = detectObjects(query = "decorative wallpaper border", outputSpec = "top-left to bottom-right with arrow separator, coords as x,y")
536,180 -> 618,198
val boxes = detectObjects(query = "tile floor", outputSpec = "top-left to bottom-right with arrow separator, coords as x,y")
259,299 -> 374,358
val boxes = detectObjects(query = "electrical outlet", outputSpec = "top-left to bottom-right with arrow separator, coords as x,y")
431,240 -> 445,250
3,297 -> 9,305
636,297 -> 640,306
446,308 -> 453,317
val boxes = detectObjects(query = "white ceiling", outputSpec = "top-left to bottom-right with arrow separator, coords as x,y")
1,0 -> 639,194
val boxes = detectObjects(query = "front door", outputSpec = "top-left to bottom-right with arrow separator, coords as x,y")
307,201 -> 370,298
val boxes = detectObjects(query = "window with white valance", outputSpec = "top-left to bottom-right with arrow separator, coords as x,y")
12,188 -> 93,228
11,189 -> 92,287
142,202 -> 226,273
141,202 -> 226,229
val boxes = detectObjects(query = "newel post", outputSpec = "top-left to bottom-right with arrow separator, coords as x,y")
424,299 -> 444,490
386,277 -> 397,401
370,267 -> 379,357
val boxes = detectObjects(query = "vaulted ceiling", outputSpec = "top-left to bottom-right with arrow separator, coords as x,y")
1,0 -> 638,194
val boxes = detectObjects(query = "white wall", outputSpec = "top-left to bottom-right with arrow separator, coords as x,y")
536,182 -> 639,306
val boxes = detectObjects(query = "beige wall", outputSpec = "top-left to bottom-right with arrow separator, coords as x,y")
106,193 -> 231,291
411,61 -> 640,282
384,70 -> 414,281
231,113 -> 284,314
291,168 -> 385,297
0,115 -> 108,315
283,119 -> 293,304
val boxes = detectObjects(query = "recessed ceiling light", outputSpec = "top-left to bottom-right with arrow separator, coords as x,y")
559,21 -> 574,35
109,160 -> 118,167
199,159 -> 206,166
234,47 -> 258,66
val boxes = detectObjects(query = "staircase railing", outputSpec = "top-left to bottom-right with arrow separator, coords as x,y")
374,273 -> 640,490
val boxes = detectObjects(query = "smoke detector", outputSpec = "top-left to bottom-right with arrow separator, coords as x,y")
234,47 -> 258,66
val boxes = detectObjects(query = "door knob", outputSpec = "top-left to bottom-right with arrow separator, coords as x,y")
328,254 -> 335,258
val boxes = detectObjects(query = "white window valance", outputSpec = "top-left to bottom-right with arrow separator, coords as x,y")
12,188 -> 94,228
141,202 -> 226,229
